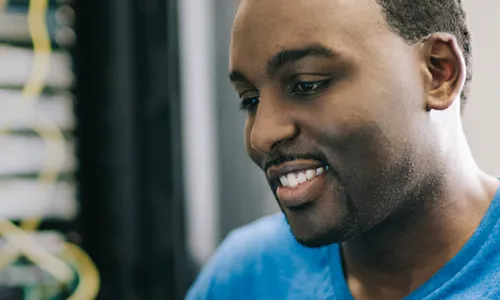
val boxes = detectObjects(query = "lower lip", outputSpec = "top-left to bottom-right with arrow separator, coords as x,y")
276,173 -> 328,209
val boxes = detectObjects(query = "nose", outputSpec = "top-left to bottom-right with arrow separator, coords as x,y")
249,97 -> 297,155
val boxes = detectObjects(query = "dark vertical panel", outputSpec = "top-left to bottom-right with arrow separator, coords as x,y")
133,0 -> 191,298
75,0 -> 189,298
166,0 -> 198,296
75,0 -> 140,298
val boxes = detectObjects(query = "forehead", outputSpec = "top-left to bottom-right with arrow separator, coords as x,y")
230,0 -> 393,75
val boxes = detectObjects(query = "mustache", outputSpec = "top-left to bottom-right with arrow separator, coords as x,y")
264,150 -> 328,172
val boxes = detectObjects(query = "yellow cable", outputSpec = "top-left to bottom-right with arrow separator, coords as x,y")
23,0 -> 51,103
0,219 -> 73,283
20,114 -> 65,232
63,243 -> 101,300
0,0 -> 101,298
0,109 -> 65,269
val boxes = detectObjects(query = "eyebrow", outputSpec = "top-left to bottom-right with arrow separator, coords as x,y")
229,44 -> 336,83
267,44 -> 335,76
229,70 -> 249,83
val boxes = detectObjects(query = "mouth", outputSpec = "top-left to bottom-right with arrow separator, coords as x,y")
267,160 -> 330,209
268,164 -> 329,187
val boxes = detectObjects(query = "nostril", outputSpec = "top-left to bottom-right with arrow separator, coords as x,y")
249,109 -> 297,155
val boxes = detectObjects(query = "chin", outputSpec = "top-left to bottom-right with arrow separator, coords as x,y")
277,182 -> 359,247
285,212 -> 358,248
294,234 -> 338,248
291,227 -> 354,248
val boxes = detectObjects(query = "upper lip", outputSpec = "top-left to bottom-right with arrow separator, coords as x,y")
266,160 -> 327,182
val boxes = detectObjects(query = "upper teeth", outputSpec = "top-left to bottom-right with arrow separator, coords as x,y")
279,166 -> 328,188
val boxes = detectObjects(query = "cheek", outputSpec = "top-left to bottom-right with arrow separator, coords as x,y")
308,65 -> 418,145
300,93 -> 395,183
310,102 -> 418,216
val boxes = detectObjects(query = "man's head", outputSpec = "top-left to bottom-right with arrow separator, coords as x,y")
229,0 -> 471,247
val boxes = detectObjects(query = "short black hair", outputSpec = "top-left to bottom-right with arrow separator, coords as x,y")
376,0 -> 472,113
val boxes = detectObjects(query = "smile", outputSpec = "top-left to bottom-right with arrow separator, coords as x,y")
267,160 -> 330,209
278,165 -> 329,188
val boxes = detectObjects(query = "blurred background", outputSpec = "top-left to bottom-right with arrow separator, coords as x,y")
0,0 -> 497,299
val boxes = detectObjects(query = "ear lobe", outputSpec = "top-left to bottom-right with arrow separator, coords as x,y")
422,33 -> 466,111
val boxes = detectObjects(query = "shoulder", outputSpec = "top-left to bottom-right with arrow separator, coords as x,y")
186,213 -> 299,299
199,213 -> 293,276
222,213 -> 293,256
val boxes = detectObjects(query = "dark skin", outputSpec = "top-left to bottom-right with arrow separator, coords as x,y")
229,0 -> 500,299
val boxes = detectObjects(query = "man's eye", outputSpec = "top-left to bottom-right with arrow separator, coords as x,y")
239,96 -> 260,113
290,80 -> 330,94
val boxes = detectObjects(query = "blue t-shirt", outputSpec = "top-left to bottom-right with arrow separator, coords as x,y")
187,187 -> 500,299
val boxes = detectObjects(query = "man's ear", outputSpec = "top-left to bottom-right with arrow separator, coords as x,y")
421,33 -> 466,111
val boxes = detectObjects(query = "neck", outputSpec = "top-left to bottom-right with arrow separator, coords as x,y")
341,127 -> 500,300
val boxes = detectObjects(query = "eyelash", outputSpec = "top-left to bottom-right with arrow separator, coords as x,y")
289,79 -> 330,94
238,79 -> 330,113
239,96 -> 260,112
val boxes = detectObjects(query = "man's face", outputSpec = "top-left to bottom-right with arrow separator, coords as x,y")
229,0 -> 438,247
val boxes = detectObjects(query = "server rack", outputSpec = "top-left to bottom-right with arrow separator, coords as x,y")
0,0 -> 88,299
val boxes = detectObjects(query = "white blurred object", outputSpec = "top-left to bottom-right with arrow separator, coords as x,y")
0,231 -> 65,254
0,12 -> 34,42
0,180 -> 78,220
462,0 -> 500,175
0,46 -> 74,88
0,134 -> 76,175
0,6 -> 75,47
179,0 -> 219,264
0,89 -> 75,131
0,231 -> 67,285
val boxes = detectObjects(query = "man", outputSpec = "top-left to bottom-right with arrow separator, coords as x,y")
187,0 -> 500,299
